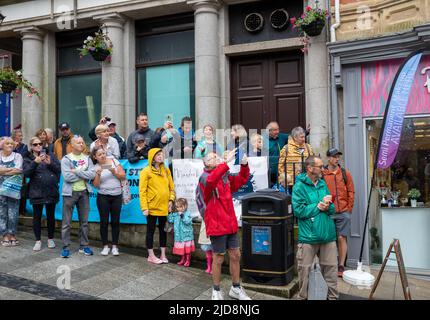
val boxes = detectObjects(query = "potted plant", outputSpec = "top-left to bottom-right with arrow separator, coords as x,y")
290,3 -> 330,38
78,28 -> 113,62
407,188 -> 421,207
0,67 -> 41,98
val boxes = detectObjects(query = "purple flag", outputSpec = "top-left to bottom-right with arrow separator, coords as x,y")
377,52 -> 423,169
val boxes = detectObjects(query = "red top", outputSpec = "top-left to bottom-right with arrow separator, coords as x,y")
200,163 -> 250,237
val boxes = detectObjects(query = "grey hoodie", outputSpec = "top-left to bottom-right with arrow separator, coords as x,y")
61,153 -> 96,196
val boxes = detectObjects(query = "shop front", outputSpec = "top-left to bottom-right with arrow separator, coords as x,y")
362,56 -> 430,271
329,25 -> 430,273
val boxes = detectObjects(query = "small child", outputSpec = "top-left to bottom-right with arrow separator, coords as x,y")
198,220 -> 213,274
168,198 -> 195,267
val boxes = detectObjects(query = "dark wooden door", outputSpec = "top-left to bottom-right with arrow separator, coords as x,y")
230,51 -> 305,133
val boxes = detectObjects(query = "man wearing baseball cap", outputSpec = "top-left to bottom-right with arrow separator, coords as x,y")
53,122 -> 88,160
322,148 -> 355,277
89,116 -> 126,158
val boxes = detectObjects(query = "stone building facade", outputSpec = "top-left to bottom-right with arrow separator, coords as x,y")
0,0 -> 331,159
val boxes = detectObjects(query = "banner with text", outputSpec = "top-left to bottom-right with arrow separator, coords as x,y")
27,160 -> 149,224
27,157 -> 268,224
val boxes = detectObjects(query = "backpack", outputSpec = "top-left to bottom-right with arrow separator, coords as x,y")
322,165 -> 348,185
195,172 -> 209,218
195,171 -> 221,218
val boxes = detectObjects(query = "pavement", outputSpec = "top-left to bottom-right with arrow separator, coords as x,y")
0,228 -> 429,300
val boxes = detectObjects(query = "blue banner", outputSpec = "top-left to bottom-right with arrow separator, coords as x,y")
0,93 -> 11,136
27,159 -> 150,224
377,52 -> 423,169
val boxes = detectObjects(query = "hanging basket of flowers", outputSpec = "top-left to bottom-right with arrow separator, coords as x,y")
290,4 -> 330,38
0,68 -> 41,98
301,19 -> 326,37
78,27 -> 113,62
0,79 -> 17,94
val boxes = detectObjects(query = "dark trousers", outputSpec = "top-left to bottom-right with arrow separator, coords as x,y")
33,203 -> 56,241
146,215 -> 167,249
96,194 -> 122,246
19,182 -> 27,216
269,171 -> 277,188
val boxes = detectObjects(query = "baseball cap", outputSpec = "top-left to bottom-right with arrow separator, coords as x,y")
134,133 -> 146,143
326,148 -> 343,157
58,122 -> 70,130
106,121 -> 116,127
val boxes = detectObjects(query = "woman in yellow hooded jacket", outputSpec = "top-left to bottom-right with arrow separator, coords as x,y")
139,148 -> 175,264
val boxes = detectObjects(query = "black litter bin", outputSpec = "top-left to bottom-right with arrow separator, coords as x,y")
241,189 -> 294,286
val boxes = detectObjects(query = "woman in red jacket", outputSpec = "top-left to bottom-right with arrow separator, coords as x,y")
198,149 -> 251,301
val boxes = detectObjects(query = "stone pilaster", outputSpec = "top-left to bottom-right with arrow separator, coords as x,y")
14,26 -> 44,142
94,13 -> 126,136
188,0 -> 221,130
305,0 -> 330,158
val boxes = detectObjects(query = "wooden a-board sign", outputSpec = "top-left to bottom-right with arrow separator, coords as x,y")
369,239 -> 411,300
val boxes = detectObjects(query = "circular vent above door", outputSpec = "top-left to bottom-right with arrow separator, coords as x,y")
244,13 -> 264,33
270,9 -> 289,30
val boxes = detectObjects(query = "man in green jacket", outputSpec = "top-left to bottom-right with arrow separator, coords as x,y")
266,122 -> 289,187
292,155 -> 338,300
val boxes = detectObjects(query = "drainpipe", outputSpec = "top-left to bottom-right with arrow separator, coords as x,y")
51,0 -> 54,20
328,0 -> 340,148
74,0 -> 77,28
330,0 -> 340,42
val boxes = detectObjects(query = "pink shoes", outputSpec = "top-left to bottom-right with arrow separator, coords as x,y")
160,257 -> 169,264
205,251 -> 213,274
177,255 -> 186,266
183,254 -> 191,267
147,255 -> 163,264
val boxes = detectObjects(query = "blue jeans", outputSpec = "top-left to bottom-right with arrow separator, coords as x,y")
0,195 -> 19,236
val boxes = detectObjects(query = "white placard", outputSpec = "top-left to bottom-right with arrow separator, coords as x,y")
172,159 -> 205,218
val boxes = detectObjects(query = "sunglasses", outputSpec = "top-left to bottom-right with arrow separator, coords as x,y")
32,143 -> 43,147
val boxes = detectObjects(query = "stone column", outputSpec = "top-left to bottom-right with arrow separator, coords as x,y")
94,13 -> 126,136
304,0 -> 330,159
188,0 -> 221,130
14,27 -> 44,141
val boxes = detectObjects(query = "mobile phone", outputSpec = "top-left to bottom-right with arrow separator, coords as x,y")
40,149 -> 46,156
101,164 -> 111,170
165,114 -> 173,124
105,117 -> 111,122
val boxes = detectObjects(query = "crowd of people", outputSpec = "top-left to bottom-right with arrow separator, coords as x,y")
0,113 -> 356,300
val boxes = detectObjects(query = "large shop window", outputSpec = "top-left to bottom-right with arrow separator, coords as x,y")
58,73 -> 101,143
137,63 -> 195,129
366,116 -> 430,270
56,29 -> 102,144
136,15 -> 195,129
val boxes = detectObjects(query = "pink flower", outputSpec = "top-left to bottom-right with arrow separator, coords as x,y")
27,93 -> 33,97
290,17 -> 296,24
306,6 -> 312,12
301,14 -> 305,19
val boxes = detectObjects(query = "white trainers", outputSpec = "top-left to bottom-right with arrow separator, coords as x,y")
111,247 -> 119,256
33,241 -> 42,251
47,239 -> 56,249
229,286 -> 252,300
211,289 -> 224,300
101,247 -> 110,256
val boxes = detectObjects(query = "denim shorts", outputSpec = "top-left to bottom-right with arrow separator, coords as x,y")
210,233 -> 240,254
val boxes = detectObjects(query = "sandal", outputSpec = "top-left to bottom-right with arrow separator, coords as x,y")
9,239 -> 19,246
1,240 -> 10,247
